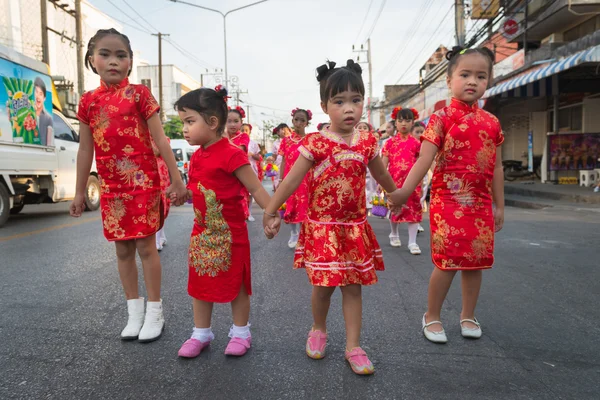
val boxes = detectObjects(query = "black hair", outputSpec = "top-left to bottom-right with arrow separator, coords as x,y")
316,59 -> 365,103
34,77 -> 47,97
174,87 -> 229,135
275,123 -> 288,133
85,28 -> 134,76
413,121 -> 426,129
445,46 -> 495,78
228,107 -> 245,120
242,123 -> 252,130
292,109 -> 310,122
395,109 -> 416,121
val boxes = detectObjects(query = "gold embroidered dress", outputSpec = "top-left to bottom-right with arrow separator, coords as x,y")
77,78 -> 162,241
187,138 -> 252,302
422,98 -> 504,270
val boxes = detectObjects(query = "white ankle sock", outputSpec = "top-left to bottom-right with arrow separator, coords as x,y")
408,223 -> 419,245
290,223 -> 299,235
191,327 -> 214,343
229,323 -> 251,339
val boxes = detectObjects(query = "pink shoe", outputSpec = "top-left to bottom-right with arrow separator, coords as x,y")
345,347 -> 375,375
224,336 -> 252,356
178,338 -> 210,358
306,329 -> 327,359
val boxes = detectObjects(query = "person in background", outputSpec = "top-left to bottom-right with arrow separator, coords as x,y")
34,77 -> 53,147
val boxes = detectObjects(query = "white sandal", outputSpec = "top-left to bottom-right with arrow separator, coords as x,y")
460,318 -> 482,339
422,313 -> 447,343
408,243 -> 421,255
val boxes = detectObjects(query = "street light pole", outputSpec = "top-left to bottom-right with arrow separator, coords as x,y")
169,0 -> 268,85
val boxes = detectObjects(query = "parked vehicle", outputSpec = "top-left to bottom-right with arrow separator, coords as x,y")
0,44 -> 98,227
503,155 -> 542,181
170,139 -> 198,185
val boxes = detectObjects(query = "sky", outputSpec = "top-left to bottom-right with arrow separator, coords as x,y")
90,0 -> 457,130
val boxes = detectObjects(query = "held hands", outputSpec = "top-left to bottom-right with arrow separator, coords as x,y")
387,188 -> 410,215
167,180 -> 190,206
494,207 -> 504,232
262,212 -> 281,239
69,193 -> 86,217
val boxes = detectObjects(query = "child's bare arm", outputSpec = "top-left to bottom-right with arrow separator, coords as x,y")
389,141 -> 437,206
368,155 -> 397,193
70,123 -> 94,217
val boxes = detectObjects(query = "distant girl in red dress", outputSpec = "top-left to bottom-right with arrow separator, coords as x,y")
411,121 -> 429,234
227,106 -> 251,219
263,60 -> 400,375
271,123 -> 291,191
382,107 -> 423,255
151,137 -> 170,251
278,107 -> 312,248
70,29 -> 188,342
356,122 -> 379,214
174,86 -> 276,359
389,47 -> 504,344
242,123 -> 263,222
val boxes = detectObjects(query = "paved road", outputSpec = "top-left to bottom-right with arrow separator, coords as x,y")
1,199 -> 599,399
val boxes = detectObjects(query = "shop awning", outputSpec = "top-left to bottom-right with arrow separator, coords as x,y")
484,44 -> 600,99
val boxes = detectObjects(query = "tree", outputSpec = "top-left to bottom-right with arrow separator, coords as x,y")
163,117 -> 183,139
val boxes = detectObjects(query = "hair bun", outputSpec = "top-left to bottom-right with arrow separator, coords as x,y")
480,46 -> 496,63
345,59 -> 362,75
445,46 -> 464,61
316,60 -> 336,82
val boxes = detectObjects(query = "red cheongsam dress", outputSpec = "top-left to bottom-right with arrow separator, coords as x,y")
151,137 -> 171,219
77,78 -> 162,241
421,98 -> 504,270
187,137 -> 252,302
230,131 -> 251,218
278,131 -> 310,224
295,129 -> 384,286
382,134 -> 422,223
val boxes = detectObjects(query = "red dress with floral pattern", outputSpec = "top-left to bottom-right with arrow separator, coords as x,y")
151,137 -> 171,219
382,134 -> 422,223
186,138 -> 252,302
296,129 -> 384,286
230,132 -> 251,218
77,78 -> 162,241
278,132 -> 310,224
422,98 -> 504,270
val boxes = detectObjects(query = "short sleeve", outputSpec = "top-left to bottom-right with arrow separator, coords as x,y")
496,131 -> 505,146
248,140 -> 260,154
364,133 -> 378,161
136,85 -> 160,120
299,133 -> 326,163
77,91 -> 92,124
226,145 -> 251,174
421,113 -> 444,148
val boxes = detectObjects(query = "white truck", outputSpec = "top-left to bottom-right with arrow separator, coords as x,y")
0,44 -> 99,227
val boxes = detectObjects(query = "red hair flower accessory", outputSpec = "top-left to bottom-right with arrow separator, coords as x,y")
291,108 -> 313,121
391,107 -> 419,121
228,106 -> 246,119
214,84 -> 231,102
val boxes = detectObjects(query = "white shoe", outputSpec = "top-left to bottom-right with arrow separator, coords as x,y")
288,232 -> 299,248
156,241 -> 163,251
460,318 -> 482,339
417,224 -> 424,233
247,215 -> 255,222
408,243 -> 421,255
138,299 -> 165,343
422,313 -> 447,344
389,234 -> 401,247
121,297 -> 145,340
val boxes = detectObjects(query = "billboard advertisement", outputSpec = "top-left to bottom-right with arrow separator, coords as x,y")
548,133 -> 600,171
0,57 -> 54,146
471,0 -> 500,19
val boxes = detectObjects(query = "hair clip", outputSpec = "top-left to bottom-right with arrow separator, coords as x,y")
214,84 -> 231,102
459,49 -> 467,55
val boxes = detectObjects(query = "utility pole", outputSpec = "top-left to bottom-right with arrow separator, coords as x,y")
40,0 -> 49,64
75,0 -> 84,95
455,0 -> 466,46
152,33 -> 169,121
353,40 -> 373,125
200,68 -> 223,87
234,88 -> 248,107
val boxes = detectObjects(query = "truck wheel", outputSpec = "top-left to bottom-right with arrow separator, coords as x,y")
10,203 -> 25,215
0,183 -> 10,227
85,175 -> 101,211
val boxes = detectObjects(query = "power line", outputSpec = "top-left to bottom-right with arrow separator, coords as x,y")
104,0 -> 152,34
353,0 -> 376,44
362,0 -> 388,42
123,0 -> 160,33
164,38 -> 217,70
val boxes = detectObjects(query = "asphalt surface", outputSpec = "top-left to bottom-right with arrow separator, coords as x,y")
1,196 -> 599,399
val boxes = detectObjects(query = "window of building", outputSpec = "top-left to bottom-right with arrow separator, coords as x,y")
563,16 -> 598,42
553,105 -> 583,132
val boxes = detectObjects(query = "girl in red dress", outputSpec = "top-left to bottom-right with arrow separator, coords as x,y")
264,60 -> 400,375
243,123 -> 263,222
174,86 -> 276,359
227,107 -> 251,220
411,121 -> 429,234
389,47 -> 504,344
278,107 -> 312,248
357,122 -> 379,214
151,137 -> 170,251
70,29 -> 188,342
271,123 -> 291,191
382,107 -> 423,255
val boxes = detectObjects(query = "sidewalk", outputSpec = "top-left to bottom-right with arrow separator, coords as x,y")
504,181 -> 600,211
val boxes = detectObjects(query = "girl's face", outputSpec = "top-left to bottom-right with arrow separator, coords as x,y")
412,126 -> 425,139
395,118 -> 414,134
385,121 -> 395,136
447,53 -> 490,105
179,108 -> 219,147
226,112 -> 242,135
321,90 -> 364,134
241,125 -> 251,135
356,122 -> 369,133
292,111 -> 309,133
89,35 -> 131,84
